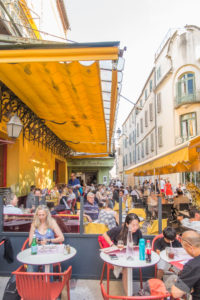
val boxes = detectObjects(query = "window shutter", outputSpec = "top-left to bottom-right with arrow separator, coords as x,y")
140,119 -> 143,134
158,126 -> 163,147
137,123 -> 139,137
141,142 -> 144,158
151,133 -> 154,152
132,130 -> 135,143
157,93 -> 161,113
149,103 -> 153,121
138,145 -> 140,160
146,138 -> 149,154
145,110 -> 148,127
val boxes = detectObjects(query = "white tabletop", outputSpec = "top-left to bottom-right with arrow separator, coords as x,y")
17,245 -> 76,266
100,248 -> 160,268
100,248 -> 159,297
160,248 -> 192,263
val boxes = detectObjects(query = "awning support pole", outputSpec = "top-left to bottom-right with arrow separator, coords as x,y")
119,197 -> 122,227
80,196 -> 84,234
158,196 -> 162,234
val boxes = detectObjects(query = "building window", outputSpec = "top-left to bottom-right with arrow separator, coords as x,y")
150,80 -> 153,92
129,133 -> 132,145
137,123 -> 139,137
150,133 -> 154,152
132,113 -> 134,123
140,118 -> 143,134
145,89 -> 148,100
145,110 -> 148,127
137,145 -> 140,160
181,112 -> 196,140
157,93 -> 161,113
158,126 -> 163,147
125,154 -> 128,166
156,66 -> 161,81
133,150 -> 135,163
177,73 -> 195,100
123,156 -> 125,166
145,137 -> 149,155
129,152 -> 132,164
132,130 -> 135,143
125,137 -> 128,148
141,142 -> 144,158
149,103 -> 153,121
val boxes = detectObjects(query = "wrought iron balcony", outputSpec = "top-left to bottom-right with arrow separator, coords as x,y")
175,134 -> 199,146
175,90 -> 200,108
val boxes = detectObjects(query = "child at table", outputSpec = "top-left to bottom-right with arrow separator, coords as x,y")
154,227 -> 182,280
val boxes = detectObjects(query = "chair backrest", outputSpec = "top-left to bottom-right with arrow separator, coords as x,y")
152,234 -> 163,251
0,240 -> 5,247
21,237 -> 29,250
147,219 -> 167,235
84,222 -> 108,234
13,265 -> 72,300
128,208 -> 146,219
101,283 -> 170,300
98,235 -> 110,248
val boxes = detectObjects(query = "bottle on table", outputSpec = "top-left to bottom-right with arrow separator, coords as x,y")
145,239 -> 152,263
126,224 -> 134,260
31,234 -> 38,255
139,238 -> 145,260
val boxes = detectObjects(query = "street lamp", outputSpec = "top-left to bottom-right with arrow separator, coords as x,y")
7,114 -> 23,138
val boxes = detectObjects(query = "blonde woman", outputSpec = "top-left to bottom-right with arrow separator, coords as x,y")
29,205 -> 64,246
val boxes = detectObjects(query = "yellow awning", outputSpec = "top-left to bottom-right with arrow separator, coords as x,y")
0,42 -> 123,154
125,136 -> 200,176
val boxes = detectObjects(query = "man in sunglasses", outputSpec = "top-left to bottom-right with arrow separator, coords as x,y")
171,230 -> 200,300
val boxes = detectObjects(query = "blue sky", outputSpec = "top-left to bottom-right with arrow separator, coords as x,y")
65,0 -> 200,129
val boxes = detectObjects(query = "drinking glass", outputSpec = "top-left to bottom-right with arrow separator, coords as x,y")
117,240 -> 124,251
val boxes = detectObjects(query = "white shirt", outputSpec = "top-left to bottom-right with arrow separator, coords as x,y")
4,205 -> 23,214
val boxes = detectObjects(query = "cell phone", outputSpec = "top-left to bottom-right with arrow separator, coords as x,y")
109,254 -> 118,260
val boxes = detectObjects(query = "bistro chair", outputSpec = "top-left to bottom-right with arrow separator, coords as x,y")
113,202 -> 126,212
128,208 -> 146,219
101,283 -> 171,300
147,219 -> 167,235
98,235 -> 114,294
84,223 -> 108,234
13,265 -> 72,300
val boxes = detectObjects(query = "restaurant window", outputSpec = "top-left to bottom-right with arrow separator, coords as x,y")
158,126 -> 163,147
177,73 -> 195,100
140,118 -> 143,134
149,103 -> 153,121
145,137 -> 149,155
181,112 -> 196,140
137,123 -> 139,137
141,142 -> 144,158
149,79 -> 153,92
151,132 -> 154,152
157,93 -> 162,113
145,110 -> 148,127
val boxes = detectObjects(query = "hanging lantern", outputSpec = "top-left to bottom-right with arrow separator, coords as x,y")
7,115 -> 23,138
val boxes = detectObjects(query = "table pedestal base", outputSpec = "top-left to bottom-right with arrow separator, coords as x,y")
127,267 -> 133,296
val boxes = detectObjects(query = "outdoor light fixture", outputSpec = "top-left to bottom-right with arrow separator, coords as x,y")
7,114 -> 23,138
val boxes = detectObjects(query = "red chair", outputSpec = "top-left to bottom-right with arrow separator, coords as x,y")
101,283 -> 171,300
98,235 -> 114,294
13,265 -> 72,300
21,237 -> 61,272
152,233 -> 181,277
0,240 -> 5,247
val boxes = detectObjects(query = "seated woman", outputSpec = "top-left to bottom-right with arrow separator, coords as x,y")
28,205 -> 64,271
103,213 -> 142,295
97,199 -> 118,229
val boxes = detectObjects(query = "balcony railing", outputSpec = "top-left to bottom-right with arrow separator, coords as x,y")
175,90 -> 200,108
175,134 -> 199,146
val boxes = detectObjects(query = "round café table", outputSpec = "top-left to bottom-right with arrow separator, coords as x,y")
17,245 -> 76,273
160,248 -> 192,270
100,248 -> 160,296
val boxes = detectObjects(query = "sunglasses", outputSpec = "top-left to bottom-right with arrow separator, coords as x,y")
180,237 -> 193,246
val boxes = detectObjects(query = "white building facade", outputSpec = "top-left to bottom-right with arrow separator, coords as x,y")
118,25 -> 200,187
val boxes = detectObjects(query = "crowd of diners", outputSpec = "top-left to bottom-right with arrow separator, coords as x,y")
2,174 -> 200,298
